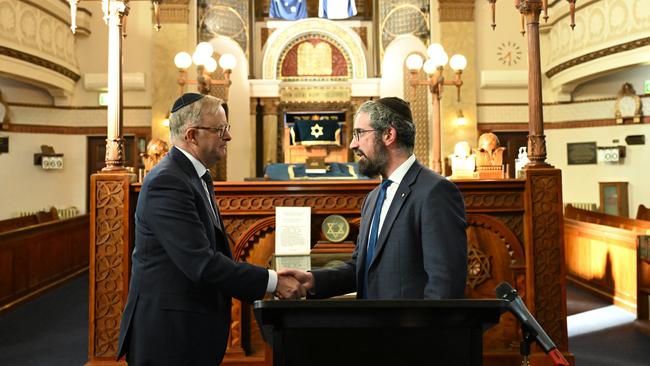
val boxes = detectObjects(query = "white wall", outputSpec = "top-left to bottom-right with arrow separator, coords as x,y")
0,132 -> 87,220
546,123 -> 650,215
73,1 -> 153,107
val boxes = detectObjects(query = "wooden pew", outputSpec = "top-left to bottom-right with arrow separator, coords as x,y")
0,207 -> 59,234
564,205 -> 650,312
0,215 -> 89,313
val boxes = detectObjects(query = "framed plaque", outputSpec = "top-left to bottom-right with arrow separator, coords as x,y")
567,142 -> 597,165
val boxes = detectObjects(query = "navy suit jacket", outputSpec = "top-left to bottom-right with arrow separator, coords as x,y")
311,160 -> 468,299
117,146 -> 268,366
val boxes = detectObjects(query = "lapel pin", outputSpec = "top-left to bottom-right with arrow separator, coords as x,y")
401,193 -> 405,198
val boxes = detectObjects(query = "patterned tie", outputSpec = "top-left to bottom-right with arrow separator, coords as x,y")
201,171 -> 222,229
361,179 -> 392,298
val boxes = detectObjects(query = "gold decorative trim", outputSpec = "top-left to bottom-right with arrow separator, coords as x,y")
479,116 -> 650,131
0,46 -> 80,82
157,3 -> 189,24
5,124 -> 150,135
279,86 -> 351,103
8,103 -> 151,110
546,37 -> 650,78
438,0 -> 475,22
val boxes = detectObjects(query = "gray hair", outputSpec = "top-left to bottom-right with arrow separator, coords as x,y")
356,100 -> 415,153
169,95 -> 224,141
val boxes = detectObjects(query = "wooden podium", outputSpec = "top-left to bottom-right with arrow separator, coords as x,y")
254,299 -> 505,366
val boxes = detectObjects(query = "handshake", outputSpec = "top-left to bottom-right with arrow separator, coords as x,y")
274,268 -> 315,300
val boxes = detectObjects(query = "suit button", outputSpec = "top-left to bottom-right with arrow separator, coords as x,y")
208,249 -> 215,256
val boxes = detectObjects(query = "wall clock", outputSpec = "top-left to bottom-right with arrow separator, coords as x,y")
614,83 -> 642,124
496,41 -> 522,66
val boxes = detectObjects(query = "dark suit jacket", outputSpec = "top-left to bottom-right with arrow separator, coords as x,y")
117,146 -> 268,366
311,160 -> 468,299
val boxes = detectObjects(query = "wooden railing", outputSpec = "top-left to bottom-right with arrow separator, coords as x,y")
0,215 -> 90,313
565,204 -> 650,233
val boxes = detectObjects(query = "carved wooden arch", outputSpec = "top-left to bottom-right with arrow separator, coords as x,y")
465,213 -> 526,299
233,216 -> 275,262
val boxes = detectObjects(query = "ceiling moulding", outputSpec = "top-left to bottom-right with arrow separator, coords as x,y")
480,70 -> 528,89
547,43 -> 650,98
83,73 -> 147,91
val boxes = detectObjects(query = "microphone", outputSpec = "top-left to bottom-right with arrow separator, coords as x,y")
496,282 -> 570,366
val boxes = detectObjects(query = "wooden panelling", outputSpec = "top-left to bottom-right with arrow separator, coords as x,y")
564,218 -> 639,311
0,215 -> 89,313
90,176 -> 572,366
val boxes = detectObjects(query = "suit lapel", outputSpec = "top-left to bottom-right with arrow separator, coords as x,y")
369,162 -> 422,269
170,147 -> 229,256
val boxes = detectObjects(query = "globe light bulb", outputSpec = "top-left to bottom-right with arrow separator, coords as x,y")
449,54 -> 468,71
218,53 -> 237,70
405,54 -> 424,71
195,42 -> 214,58
422,59 -> 437,75
426,43 -> 445,59
174,52 -> 192,69
204,57 -> 217,73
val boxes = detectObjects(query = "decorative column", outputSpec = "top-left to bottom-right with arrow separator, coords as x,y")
261,98 -> 280,166
251,98 -> 263,177
487,0 -> 577,363
86,1 -> 140,364
520,0 -> 549,167
87,174 -> 134,366
103,0 -> 129,171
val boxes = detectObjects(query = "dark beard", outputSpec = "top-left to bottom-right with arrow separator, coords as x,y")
357,142 -> 388,178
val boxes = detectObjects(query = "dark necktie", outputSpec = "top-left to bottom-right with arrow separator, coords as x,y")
361,179 -> 392,298
201,171 -> 222,229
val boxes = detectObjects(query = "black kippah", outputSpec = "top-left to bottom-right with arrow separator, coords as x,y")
376,97 -> 413,123
171,93 -> 205,113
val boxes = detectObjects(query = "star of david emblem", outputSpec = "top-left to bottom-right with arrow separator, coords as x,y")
310,123 -> 324,139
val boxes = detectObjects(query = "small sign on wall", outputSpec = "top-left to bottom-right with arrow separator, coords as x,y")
567,142 -> 597,165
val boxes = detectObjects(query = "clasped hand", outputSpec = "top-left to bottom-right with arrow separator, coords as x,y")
274,269 -> 315,300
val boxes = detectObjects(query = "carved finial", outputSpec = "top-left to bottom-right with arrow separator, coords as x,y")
153,0 -> 162,31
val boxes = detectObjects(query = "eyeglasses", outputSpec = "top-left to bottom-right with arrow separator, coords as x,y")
352,128 -> 377,141
192,124 -> 231,138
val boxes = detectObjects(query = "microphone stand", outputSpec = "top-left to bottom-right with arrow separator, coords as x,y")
519,325 -> 536,366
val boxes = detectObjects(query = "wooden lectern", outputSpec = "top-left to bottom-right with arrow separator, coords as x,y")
255,299 -> 505,366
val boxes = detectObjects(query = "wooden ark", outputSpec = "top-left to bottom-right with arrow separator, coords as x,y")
86,168 -> 570,366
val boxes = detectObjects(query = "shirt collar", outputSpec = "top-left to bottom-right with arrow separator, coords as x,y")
386,154 -> 416,185
175,146 -> 209,178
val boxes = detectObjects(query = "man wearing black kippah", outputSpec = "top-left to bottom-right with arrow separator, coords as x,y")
280,96 -> 468,300
117,93 -> 304,366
